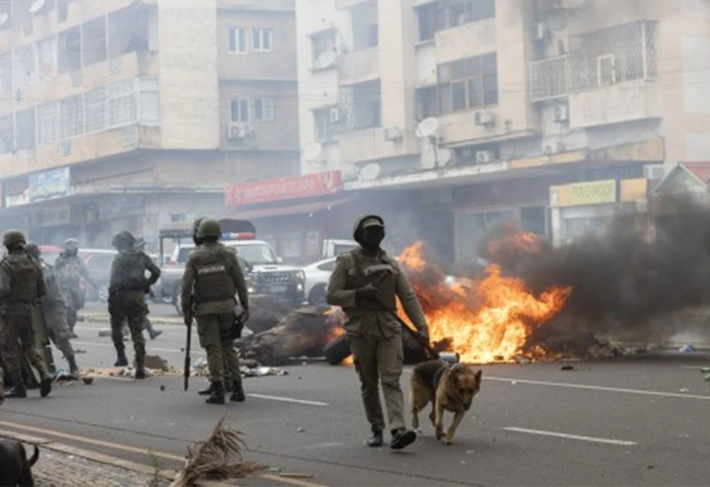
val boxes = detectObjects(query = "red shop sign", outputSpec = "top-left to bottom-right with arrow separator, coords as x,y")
225,171 -> 342,207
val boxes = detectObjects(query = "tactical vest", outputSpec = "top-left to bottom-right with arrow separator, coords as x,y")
5,254 -> 41,303
346,251 -> 397,311
192,250 -> 236,303
55,256 -> 83,283
115,252 -> 148,291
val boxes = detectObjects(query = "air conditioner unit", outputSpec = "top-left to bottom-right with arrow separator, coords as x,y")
476,150 -> 495,164
643,164 -> 666,180
383,126 -> 403,141
329,108 -> 341,123
553,103 -> 569,123
474,110 -> 494,126
533,22 -> 549,41
227,123 -> 246,140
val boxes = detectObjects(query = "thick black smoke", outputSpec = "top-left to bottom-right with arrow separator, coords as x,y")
483,195 -> 710,347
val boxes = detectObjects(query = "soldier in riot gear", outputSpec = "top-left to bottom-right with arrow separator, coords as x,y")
108,231 -> 161,379
0,231 -> 53,399
54,238 -> 95,338
25,243 -> 81,377
327,215 -> 428,450
181,219 -> 249,405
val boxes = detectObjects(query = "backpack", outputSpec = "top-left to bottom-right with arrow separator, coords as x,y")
5,254 -> 41,302
115,252 -> 147,291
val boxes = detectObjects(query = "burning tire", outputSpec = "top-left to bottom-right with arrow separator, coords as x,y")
324,335 -> 351,365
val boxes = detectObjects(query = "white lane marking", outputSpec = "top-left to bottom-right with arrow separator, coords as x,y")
249,394 -> 329,407
504,427 -> 637,446
486,376 -> 710,401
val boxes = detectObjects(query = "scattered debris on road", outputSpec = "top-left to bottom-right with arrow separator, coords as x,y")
98,329 -> 112,337
701,367 -> 710,381
280,473 -> 315,479
560,365 -> 575,371
170,416 -> 265,487
145,355 -> 170,372
680,344 -> 695,353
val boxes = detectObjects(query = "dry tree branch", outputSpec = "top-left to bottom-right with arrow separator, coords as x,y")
170,416 -> 266,487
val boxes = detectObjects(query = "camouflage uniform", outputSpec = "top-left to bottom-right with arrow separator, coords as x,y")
327,215 -> 427,449
26,244 -> 79,375
54,241 -> 93,335
0,231 -> 53,398
109,232 -> 161,376
181,219 -> 249,404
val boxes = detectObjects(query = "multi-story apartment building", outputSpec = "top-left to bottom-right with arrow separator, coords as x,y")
296,0 -> 710,264
0,0 -> 298,248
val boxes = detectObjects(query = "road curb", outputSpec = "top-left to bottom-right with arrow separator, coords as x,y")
0,429 -> 178,481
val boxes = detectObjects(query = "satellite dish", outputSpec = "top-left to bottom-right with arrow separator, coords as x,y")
0,13 -> 8,26
416,117 -> 440,138
304,142 -> 323,163
359,163 -> 381,181
30,0 -> 47,15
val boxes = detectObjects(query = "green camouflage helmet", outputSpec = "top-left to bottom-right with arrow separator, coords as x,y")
197,219 -> 222,239
3,230 -> 26,248
25,242 -> 41,259
352,214 -> 384,241
64,238 -> 79,251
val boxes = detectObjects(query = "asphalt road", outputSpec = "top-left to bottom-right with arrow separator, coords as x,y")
2,319 -> 710,486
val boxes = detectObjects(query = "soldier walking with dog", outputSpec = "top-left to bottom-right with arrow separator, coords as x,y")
327,215 -> 429,450
181,219 -> 249,405
25,243 -> 81,378
108,231 -> 161,378
0,231 -> 53,399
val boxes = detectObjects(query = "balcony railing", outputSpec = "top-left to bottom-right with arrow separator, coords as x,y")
530,55 -> 569,102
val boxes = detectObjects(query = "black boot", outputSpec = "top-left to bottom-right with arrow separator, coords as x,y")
390,428 -> 417,450
135,369 -> 146,379
205,382 -> 225,405
366,430 -> 384,448
6,384 -> 27,399
114,351 -> 128,367
67,355 -> 80,378
40,376 -> 52,398
230,381 -> 246,402
198,382 -> 217,396
149,330 -> 163,340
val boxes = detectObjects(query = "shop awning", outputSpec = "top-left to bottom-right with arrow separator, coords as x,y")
222,197 -> 353,220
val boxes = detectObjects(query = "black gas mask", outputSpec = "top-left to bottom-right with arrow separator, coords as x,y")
359,226 -> 385,252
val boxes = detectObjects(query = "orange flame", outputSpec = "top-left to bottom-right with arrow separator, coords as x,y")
398,241 -> 570,364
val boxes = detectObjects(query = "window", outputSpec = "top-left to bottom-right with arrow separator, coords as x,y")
230,99 -> 250,123
252,28 -> 273,52
84,88 -> 106,133
15,109 -> 35,151
139,78 -> 160,126
0,53 -> 11,96
36,36 -> 58,80
107,79 -> 137,127
416,86 -> 439,120
317,259 -> 336,272
437,0 -> 495,30
351,80 -> 381,130
58,27 -> 81,74
253,98 -> 274,122
438,53 -> 497,114
61,95 -> 84,138
417,3 -> 437,41
353,23 -> 379,51
37,103 -> 60,145
229,27 -> 247,54
312,30 -> 337,69
313,107 -> 338,142
82,17 -> 108,66
0,115 -> 14,154
12,46 -> 36,93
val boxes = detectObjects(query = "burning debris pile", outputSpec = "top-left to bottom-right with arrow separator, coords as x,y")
398,242 -> 571,364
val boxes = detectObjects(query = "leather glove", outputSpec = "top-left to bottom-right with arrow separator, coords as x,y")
241,309 -> 250,323
184,313 -> 192,327
419,326 -> 430,341
355,283 -> 379,301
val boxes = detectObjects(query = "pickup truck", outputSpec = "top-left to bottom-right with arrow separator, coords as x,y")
157,219 -> 305,314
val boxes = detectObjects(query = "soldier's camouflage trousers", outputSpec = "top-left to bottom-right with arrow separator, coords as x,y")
42,304 -> 76,365
60,285 -> 82,332
196,313 -> 241,385
349,333 -> 406,432
0,314 -> 51,382
109,291 -> 147,370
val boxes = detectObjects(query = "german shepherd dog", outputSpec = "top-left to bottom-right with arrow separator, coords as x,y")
0,439 -> 40,486
410,361 -> 482,445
